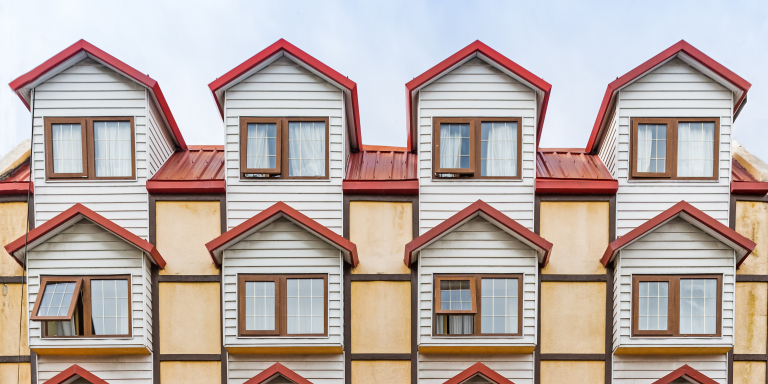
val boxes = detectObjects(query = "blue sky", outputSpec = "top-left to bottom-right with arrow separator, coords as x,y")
2,0 -> 767,161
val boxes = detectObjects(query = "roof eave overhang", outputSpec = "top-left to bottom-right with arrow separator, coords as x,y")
342,180 -> 419,195
443,362 -> 515,384
535,178 -> 618,195
146,180 -> 226,194
652,364 -> 719,384
731,181 -> 768,195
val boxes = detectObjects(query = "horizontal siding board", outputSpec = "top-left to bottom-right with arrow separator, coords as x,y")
36,355 -> 153,384
613,354 -> 727,384
418,353 -> 534,384
228,354 -> 343,384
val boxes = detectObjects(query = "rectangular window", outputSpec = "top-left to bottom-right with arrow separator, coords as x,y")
630,118 -> 719,180
632,275 -> 721,337
433,275 -> 522,336
238,274 -> 327,337
240,117 -> 329,179
30,276 -> 131,338
433,117 -> 522,179
45,117 -> 135,180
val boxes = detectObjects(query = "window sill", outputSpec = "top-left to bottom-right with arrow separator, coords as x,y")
624,178 -> 723,184
614,346 -> 732,355
31,346 -> 150,356
225,345 -> 342,355
419,344 -> 535,354
429,177 -> 526,183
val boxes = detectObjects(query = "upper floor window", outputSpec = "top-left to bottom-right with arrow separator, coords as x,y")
632,275 -> 721,337
239,117 -> 329,179
238,274 -> 328,337
31,276 -> 131,338
432,117 -> 522,179
433,275 -> 522,336
630,118 -> 719,180
45,117 -> 135,180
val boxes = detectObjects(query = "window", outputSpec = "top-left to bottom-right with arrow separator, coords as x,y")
238,274 -> 328,337
240,117 -> 329,179
433,275 -> 522,336
632,275 -> 721,337
30,276 -> 131,338
432,117 -> 522,179
45,117 -> 136,180
630,118 -> 719,180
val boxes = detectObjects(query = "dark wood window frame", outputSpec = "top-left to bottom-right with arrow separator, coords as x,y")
239,117 -> 330,180
432,117 -> 523,180
31,275 -> 133,338
432,274 -> 524,337
631,274 -> 722,337
238,274 -> 329,337
630,117 -> 720,180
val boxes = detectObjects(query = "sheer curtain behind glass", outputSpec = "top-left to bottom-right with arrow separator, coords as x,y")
244,281 -> 276,331
436,280 -> 473,335
480,278 -> 518,334
638,281 -> 668,331
51,123 -> 83,174
94,121 -> 132,177
288,122 -> 325,177
286,278 -> 324,334
246,123 -> 277,169
680,279 -> 717,334
481,122 -> 517,176
439,123 -> 470,169
637,124 -> 667,173
90,279 -> 129,335
678,122 -> 715,177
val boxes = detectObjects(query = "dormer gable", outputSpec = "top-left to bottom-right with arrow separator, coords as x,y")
652,365 -> 719,384
43,364 -> 109,384
243,363 -> 313,384
443,362 -> 516,384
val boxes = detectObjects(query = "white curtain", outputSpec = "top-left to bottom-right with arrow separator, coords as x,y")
51,123 -> 83,174
94,121 -> 132,177
436,314 -> 473,335
439,123 -> 470,169
246,123 -> 276,169
288,122 -> 325,177
481,122 -> 517,176
678,122 -> 715,177
637,125 -> 654,173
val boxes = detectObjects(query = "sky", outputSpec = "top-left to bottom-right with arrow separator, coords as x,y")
1,0 -> 767,161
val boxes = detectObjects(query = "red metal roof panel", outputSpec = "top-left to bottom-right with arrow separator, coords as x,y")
536,150 -> 613,180
147,146 -> 225,194
0,161 -> 33,195
345,149 -> 418,181
732,158 -> 758,182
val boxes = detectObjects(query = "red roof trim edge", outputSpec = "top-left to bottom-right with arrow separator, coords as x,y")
4,203 -> 166,269
652,364 -> 718,384
146,180 -> 226,194
342,180 -> 419,195
243,363 -> 313,384
404,200 -> 552,266
206,201 -> 358,268
600,201 -> 755,268
0,182 -> 33,195
535,179 -> 618,195
443,362 -> 516,384
731,181 -> 768,195
43,364 -> 110,384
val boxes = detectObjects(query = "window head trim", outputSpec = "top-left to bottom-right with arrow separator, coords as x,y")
30,277 -> 83,321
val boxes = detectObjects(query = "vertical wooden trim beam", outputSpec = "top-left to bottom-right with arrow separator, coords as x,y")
605,265 -> 613,384
411,267 -> 418,384
533,194 -> 541,384
30,351 -> 37,384
152,265 -> 159,384
343,263 -> 351,384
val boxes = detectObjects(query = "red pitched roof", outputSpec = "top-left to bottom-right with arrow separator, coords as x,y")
0,161 -> 33,195
5,203 -> 165,269
536,149 -> 617,194
586,40 -> 751,153
147,145 -> 226,194
600,201 -> 755,268
206,201 -> 358,268
42,364 -> 110,384
208,39 -> 363,152
443,363 -> 516,384
405,40 -> 551,152
404,200 -> 553,266
731,158 -> 768,195
343,146 -> 418,195
652,364 -> 718,384
244,363 -> 313,384
9,39 -> 187,150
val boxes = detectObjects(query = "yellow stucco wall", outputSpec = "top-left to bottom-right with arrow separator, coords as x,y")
349,202 -> 412,274
0,283 -> 28,355
0,362 -> 30,384
540,202 -> 608,275
737,201 -> 768,275
351,361 -> 410,384
156,201 -> 221,275
734,361 -> 766,384
351,281 -> 410,354
541,282 -> 605,354
540,361 -> 604,384
159,282 -> 221,354
160,361 -> 221,384
0,202 -> 27,276
736,282 -> 768,354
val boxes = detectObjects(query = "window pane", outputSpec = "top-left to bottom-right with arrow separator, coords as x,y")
37,282 -> 77,317
244,281 -> 276,331
440,280 -> 472,311
90,279 -> 129,335
638,281 -> 669,331
480,278 -> 518,334
288,122 -> 325,177
680,278 -> 718,334
677,122 -> 715,177
637,124 -> 667,173
286,278 -> 324,334
94,121 -> 132,177
51,123 -> 83,174
246,123 -> 278,169
435,314 -> 474,335
480,122 -> 518,176
439,123 -> 471,170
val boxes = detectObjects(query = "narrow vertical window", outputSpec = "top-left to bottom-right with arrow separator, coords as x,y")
93,121 -> 132,177
440,123 -> 471,170
90,279 -> 130,336
286,278 -> 325,334
246,123 -> 278,170
244,281 -> 276,331
51,123 -> 84,174
288,122 -> 326,177
480,278 -> 519,334
636,123 -> 667,174
679,278 -> 718,335
677,122 -> 715,177
480,121 -> 518,177
638,281 -> 669,331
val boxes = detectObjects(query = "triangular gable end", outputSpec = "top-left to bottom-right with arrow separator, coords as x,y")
652,364 -> 719,384
43,364 -> 109,384
443,363 -> 515,384
244,363 -> 313,384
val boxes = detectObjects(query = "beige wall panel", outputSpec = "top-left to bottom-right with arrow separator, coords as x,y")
159,282 -> 221,354
734,361 -> 766,384
352,361 -> 410,384
157,201 -> 220,275
0,362 -> 30,384
0,283 -> 28,355
160,361 -> 221,384
349,202 -> 412,274
541,282 -> 605,354
737,202 -> 768,275
736,282 -> 768,354
540,202 -> 608,275
540,361 -> 604,384
0,202 -> 27,276
351,281 -> 410,353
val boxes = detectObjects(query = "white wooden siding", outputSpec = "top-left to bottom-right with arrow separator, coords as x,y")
418,353 -> 534,384
417,58 -> 537,234
146,93 -> 175,177
228,354 -> 343,384
598,111 -> 619,178
224,57 -> 345,234
36,355 -> 153,384
615,58 -> 733,236
32,57 -> 150,238
222,218 -> 343,347
613,354 -> 727,384
27,220 -> 152,351
418,216 -> 538,348
614,217 -> 735,351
